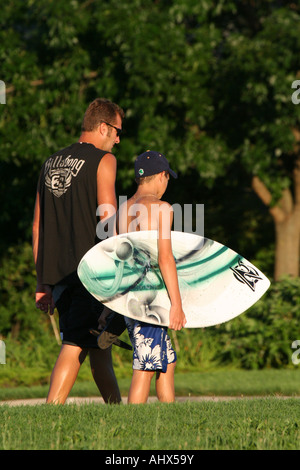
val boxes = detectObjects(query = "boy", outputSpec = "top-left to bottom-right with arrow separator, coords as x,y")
117,150 -> 186,404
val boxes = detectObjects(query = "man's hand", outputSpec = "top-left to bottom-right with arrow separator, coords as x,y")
35,284 -> 55,315
98,306 -> 115,330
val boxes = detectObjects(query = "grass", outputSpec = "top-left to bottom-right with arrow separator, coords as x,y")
1,369 -> 300,450
1,399 -> 300,450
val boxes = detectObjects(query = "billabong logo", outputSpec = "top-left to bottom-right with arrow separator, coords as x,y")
44,155 -> 85,198
45,168 -> 73,198
231,259 -> 262,291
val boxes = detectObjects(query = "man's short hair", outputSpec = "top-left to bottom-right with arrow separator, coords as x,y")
81,98 -> 124,132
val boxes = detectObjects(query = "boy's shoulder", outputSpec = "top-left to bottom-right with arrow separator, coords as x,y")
134,195 -> 172,206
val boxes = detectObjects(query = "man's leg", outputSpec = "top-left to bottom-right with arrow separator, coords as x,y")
46,344 -> 88,404
89,347 -> 121,404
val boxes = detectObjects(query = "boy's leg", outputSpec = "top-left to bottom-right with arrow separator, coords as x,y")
46,344 -> 88,404
89,347 -> 121,404
155,361 -> 176,403
128,370 -> 155,404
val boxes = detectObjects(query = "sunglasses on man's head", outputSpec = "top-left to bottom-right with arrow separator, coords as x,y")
102,121 -> 122,137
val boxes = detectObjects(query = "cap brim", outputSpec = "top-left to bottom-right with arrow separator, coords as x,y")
169,168 -> 178,179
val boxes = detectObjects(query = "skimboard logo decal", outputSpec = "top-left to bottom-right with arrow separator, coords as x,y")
231,259 -> 262,291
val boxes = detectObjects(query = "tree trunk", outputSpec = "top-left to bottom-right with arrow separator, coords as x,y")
252,160 -> 300,280
274,209 -> 300,279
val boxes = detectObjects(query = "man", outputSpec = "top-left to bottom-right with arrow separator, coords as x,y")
32,98 -> 124,404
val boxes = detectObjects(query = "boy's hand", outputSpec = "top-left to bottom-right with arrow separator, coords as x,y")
169,305 -> 187,331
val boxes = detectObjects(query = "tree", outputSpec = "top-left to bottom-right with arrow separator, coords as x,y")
94,0 -> 300,279
211,5 -> 300,279
0,0 -> 108,251
1,0 -> 299,281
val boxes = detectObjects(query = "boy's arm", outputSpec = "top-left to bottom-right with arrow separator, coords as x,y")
157,203 -> 186,331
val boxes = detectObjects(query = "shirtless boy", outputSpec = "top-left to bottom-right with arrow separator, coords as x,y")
117,150 -> 186,404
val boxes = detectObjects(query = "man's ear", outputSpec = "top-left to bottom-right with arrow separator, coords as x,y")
99,122 -> 107,136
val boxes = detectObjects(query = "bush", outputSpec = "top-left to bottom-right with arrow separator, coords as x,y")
0,242 -> 42,340
182,276 -> 300,370
114,276 -> 300,372
1,242 -> 300,388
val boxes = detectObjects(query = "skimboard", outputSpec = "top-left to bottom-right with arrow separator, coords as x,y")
77,231 -> 270,328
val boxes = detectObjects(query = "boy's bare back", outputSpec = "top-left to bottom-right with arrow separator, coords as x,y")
118,194 -> 173,236
116,151 -> 186,331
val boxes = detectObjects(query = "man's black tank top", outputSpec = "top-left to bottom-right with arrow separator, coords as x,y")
37,142 -> 107,286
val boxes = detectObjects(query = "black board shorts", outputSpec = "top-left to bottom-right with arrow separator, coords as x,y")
55,283 -> 104,348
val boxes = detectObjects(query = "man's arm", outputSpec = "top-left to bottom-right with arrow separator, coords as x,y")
97,153 -> 117,211
96,153 -> 117,236
32,192 -> 41,280
32,191 -> 55,314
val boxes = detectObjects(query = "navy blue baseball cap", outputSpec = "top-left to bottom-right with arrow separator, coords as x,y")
134,150 -> 178,179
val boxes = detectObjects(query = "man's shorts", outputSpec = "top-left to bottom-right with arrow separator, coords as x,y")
125,318 -> 177,373
54,283 -> 104,348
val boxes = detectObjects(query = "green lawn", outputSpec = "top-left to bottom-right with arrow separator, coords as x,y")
1,398 -> 300,450
1,369 -> 300,450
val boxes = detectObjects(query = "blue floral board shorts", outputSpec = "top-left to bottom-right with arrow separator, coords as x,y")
125,318 -> 177,373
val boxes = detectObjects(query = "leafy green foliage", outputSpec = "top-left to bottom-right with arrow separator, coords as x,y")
0,243 -> 42,339
196,276 -> 300,369
1,2 -> 299,353
213,7 -> 300,199
1,1 -> 299,251
1,246 -> 299,384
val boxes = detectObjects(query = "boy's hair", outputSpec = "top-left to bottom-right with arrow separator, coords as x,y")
135,171 -> 169,186
81,98 -> 125,132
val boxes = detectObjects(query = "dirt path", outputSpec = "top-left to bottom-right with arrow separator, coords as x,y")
1,395 -> 296,406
